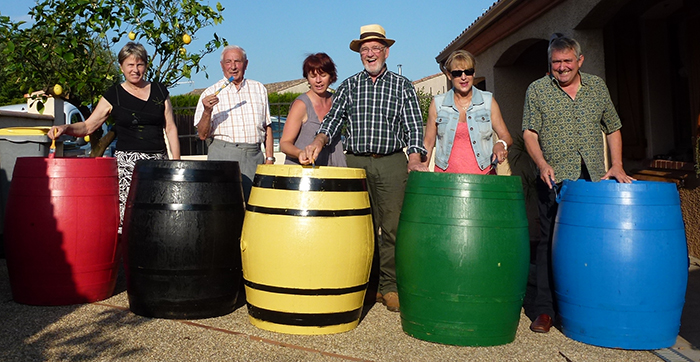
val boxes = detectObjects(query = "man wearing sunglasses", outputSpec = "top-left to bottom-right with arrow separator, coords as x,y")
522,35 -> 633,333
304,24 -> 428,312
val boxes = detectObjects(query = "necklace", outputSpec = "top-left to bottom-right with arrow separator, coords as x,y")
454,91 -> 472,111
455,98 -> 471,111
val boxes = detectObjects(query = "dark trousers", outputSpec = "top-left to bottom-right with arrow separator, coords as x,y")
346,152 -> 408,295
534,177 -> 558,318
533,163 -> 591,318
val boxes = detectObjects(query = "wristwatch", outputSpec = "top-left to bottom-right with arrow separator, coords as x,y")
266,156 -> 276,162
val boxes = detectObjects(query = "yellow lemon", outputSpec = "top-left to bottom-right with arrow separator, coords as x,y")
179,47 -> 186,56
128,31 -> 136,40
182,34 -> 192,44
84,135 -> 90,143
53,84 -> 63,96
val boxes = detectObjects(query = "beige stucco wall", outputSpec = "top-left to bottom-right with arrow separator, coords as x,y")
280,82 -> 310,94
413,74 -> 448,96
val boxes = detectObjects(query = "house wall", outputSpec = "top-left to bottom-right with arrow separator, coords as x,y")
471,0 -> 607,137
413,74 -> 448,96
278,83 -> 309,94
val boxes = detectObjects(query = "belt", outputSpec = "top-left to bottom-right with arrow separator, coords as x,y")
353,152 -> 397,158
210,139 -> 261,150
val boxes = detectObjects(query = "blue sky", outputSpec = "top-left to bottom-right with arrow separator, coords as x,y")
1,0 -> 496,95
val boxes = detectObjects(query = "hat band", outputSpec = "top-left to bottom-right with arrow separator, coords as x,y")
360,32 -> 386,40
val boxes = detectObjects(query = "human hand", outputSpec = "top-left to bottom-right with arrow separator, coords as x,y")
48,125 -> 68,139
304,136 -> 326,163
602,165 -> 635,183
538,164 -> 556,189
407,153 -> 428,172
298,149 -> 313,165
203,95 -> 219,110
492,142 -> 508,163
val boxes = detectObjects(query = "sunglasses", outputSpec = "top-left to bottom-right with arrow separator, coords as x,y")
450,69 -> 475,77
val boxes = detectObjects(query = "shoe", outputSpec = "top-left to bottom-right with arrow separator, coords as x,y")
382,292 -> 400,312
530,314 -> 553,333
376,292 -> 383,304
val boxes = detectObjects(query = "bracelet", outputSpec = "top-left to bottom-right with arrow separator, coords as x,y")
266,156 -> 276,162
496,139 -> 508,151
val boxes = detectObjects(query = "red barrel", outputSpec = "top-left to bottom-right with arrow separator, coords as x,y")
4,157 -> 120,305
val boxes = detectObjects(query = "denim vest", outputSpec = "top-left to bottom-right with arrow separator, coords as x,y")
433,87 -> 494,170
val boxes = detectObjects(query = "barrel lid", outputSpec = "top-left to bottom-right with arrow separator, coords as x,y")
0,126 -> 51,136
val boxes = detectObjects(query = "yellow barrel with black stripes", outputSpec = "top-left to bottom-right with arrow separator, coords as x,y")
240,164 -> 374,335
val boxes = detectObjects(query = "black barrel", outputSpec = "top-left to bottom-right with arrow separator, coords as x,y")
123,160 -> 245,319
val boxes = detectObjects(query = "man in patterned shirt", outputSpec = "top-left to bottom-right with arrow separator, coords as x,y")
522,35 -> 634,333
195,45 -> 275,201
305,24 -> 429,312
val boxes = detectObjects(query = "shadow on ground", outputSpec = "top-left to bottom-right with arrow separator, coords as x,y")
680,263 -> 700,349
0,261 -> 152,361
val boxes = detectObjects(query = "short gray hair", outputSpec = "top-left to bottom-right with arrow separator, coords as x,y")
118,42 -> 148,65
548,35 -> 582,62
221,45 -> 247,62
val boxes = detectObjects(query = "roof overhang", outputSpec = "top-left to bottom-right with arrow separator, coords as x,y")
436,0 -> 566,67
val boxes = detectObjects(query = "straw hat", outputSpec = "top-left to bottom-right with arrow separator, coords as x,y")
349,24 -> 395,52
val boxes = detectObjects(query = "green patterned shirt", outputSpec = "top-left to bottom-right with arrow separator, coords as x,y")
318,67 -> 426,156
522,72 -> 622,181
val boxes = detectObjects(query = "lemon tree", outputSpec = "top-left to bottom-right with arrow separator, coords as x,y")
0,0 -> 226,109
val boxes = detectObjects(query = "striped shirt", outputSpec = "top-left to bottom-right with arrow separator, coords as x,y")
522,72 -> 622,181
194,78 -> 270,144
318,68 -> 427,156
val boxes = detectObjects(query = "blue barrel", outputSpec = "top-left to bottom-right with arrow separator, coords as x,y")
552,179 -> 688,350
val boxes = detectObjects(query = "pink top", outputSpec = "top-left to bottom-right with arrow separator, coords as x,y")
435,122 -> 495,175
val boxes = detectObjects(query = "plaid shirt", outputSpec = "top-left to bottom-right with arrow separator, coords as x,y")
194,78 -> 270,144
522,72 -> 622,181
318,68 -> 426,156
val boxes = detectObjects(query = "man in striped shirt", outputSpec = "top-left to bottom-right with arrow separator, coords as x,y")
305,24 -> 429,312
195,45 -> 275,202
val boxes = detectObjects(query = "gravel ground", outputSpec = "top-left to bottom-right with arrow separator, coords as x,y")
0,259 -> 671,362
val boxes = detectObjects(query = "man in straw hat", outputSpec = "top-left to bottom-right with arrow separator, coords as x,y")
304,24 -> 428,312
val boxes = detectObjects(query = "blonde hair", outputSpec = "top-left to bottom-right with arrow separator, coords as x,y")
445,50 -> 476,71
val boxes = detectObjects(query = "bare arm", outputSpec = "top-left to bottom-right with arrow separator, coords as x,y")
602,130 -> 634,183
279,99 -> 307,162
523,129 -> 555,188
263,124 -> 274,164
164,97 -> 181,160
422,99 -> 437,169
196,94 -> 219,140
490,98 -> 512,163
49,97 -> 112,138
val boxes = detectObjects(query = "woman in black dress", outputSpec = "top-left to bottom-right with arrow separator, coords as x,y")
50,42 -> 181,232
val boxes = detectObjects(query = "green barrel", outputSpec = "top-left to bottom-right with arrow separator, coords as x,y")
396,172 -> 529,346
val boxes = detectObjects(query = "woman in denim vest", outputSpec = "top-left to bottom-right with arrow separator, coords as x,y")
423,50 -> 511,174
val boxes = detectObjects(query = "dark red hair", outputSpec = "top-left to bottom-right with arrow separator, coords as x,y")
302,53 -> 338,84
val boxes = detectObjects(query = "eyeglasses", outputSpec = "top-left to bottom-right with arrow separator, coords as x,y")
359,46 -> 386,55
450,69 -> 475,77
